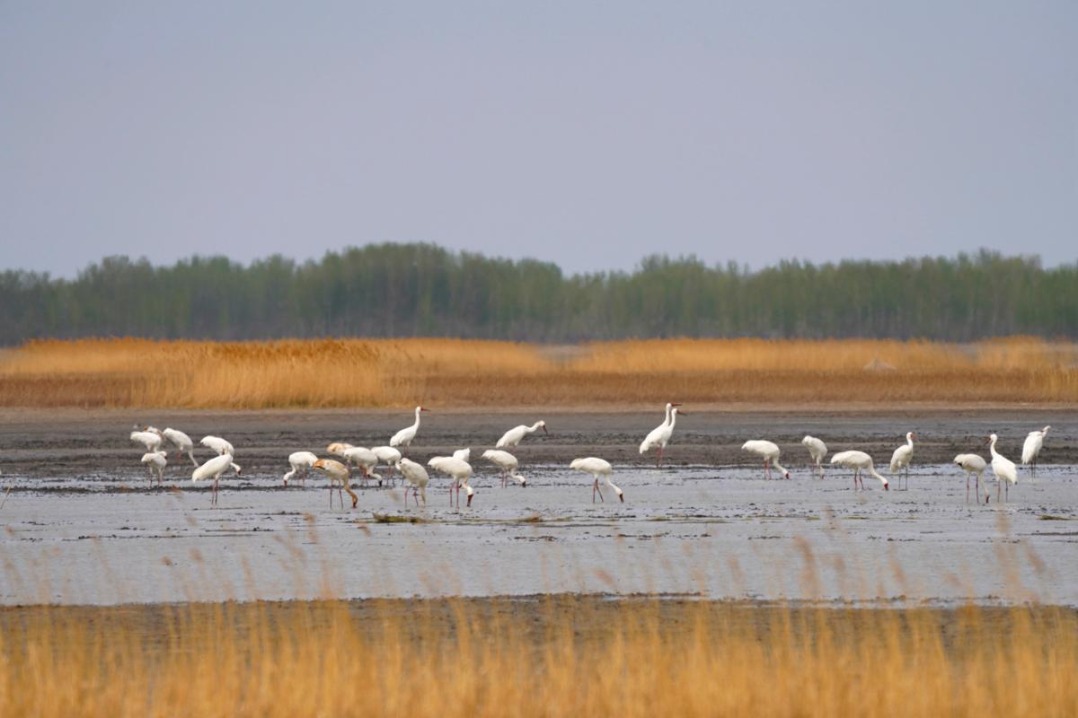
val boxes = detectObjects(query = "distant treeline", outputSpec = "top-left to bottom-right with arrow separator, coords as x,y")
1,244 -> 1075,344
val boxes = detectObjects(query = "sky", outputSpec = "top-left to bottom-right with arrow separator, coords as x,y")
1,2 -> 1075,279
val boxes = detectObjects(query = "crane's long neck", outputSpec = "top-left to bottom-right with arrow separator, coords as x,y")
906,434 -> 915,449
412,408 -> 423,431
606,475 -> 623,497
989,436 -> 1000,460
528,422 -> 543,434
866,461 -> 888,485
668,410 -> 678,431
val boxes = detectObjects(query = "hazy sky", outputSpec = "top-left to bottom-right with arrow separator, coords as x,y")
2,2 -> 1075,279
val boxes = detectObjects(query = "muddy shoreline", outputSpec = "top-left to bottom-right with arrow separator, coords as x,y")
0,405 -> 1073,480
4,594 -> 1073,650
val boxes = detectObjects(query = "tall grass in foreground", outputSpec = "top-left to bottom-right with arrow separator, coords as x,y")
0,337 -> 1075,408
0,598 -> 1074,717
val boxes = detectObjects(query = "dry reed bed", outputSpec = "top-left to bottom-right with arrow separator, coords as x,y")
1,597 -> 1074,717
0,337 -> 1075,408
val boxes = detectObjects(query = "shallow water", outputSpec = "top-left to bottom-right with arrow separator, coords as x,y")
2,461 -> 1075,606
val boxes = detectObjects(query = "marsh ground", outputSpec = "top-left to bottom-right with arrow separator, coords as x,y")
1,406 -> 1075,606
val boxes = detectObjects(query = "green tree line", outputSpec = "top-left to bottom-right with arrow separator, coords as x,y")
1,244 -> 1075,344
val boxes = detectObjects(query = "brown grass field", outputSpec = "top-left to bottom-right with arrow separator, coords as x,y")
1,596 -> 1075,717
0,337 -> 1075,409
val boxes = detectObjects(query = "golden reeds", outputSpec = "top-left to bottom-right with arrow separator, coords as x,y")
0,337 -> 1075,408
1,597 -> 1075,717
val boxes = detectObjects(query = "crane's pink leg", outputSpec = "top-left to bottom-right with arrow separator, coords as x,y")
593,479 -> 604,503
657,446 -> 663,468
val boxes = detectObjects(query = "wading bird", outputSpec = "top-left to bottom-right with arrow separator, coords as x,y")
570,457 -> 623,503
390,406 -> 428,450
801,435 -> 828,477
283,451 -> 318,486
954,453 -> 988,504
162,427 -> 198,466
829,450 -> 889,491
889,432 -> 916,490
200,435 -> 235,457
326,442 -> 354,458
396,457 -> 429,507
988,433 -> 1017,503
311,458 -> 358,509
141,450 -> 167,485
130,429 -> 163,452
482,449 -> 527,487
427,455 -> 475,507
1021,426 -> 1050,478
342,446 -> 382,486
192,453 -> 242,506
741,440 -> 791,480
639,403 -> 683,467
372,446 -> 402,483
496,420 -> 548,448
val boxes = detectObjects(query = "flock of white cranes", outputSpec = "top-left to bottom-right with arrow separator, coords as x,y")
129,409 -> 1053,509
742,426 -> 1051,505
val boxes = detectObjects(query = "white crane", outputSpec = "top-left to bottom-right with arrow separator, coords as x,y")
482,449 -> 528,487
390,406 -> 428,449
283,451 -> 318,486
141,450 -> 167,485
372,446 -> 403,484
829,450 -> 889,491
639,403 -> 683,467
1021,426 -> 1050,478
162,427 -> 198,467
801,435 -> 828,478
200,435 -> 235,457
954,453 -> 988,504
741,440 -> 790,480
988,433 -> 1017,503
889,432 -> 916,490
496,420 -> 548,448
427,455 -> 475,507
342,446 -> 383,486
570,457 -> 623,503
396,457 -> 429,507
192,453 -> 242,506
311,458 -> 358,509
326,442 -> 354,458
130,429 -> 163,452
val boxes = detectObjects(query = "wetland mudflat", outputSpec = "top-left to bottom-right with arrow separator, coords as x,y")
1,407 -> 1074,606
